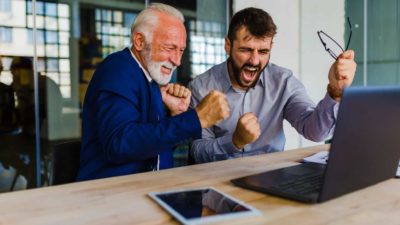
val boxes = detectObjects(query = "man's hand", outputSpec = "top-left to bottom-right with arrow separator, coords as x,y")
232,112 -> 261,149
161,83 -> 191,116
195,90 -> 230,128
328,50 -> 357,101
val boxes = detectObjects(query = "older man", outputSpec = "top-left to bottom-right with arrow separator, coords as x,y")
77,3 -> 230,181
189,7 -> 357,163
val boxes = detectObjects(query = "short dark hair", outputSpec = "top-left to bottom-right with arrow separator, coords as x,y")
227,7 -> 277,43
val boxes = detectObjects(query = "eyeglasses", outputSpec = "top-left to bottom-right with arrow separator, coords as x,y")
317,17 -> 353,60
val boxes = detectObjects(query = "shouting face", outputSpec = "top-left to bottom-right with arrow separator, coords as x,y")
225,26 -> 273,90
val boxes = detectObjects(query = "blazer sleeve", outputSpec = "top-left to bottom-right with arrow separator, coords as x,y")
94,89 -> 201,164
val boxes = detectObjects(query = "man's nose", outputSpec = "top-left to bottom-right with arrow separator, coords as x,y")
248,51 -> 260,66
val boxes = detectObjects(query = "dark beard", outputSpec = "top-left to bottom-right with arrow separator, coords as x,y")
227,57 -> 264,89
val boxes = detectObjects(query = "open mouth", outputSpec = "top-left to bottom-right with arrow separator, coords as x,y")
241,66 -> 258,83
161,65 -> 173,75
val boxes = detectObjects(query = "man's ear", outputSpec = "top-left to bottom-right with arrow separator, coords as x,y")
224,37 -> 231,55
132,32 -> 146,51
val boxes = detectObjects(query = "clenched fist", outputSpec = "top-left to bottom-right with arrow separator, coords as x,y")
328,50 -> 357,101
161,83 -> 191,116
232,112 -> 261,149
195,90 -> 230,128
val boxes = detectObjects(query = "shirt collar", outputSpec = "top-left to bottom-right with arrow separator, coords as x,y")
129,48 -> 152,82
222,61 -> 266,93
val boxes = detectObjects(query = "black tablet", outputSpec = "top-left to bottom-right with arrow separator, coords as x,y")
148,187 -> 259,225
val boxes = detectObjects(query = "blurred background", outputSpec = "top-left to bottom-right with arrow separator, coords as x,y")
0,0 -> 398,193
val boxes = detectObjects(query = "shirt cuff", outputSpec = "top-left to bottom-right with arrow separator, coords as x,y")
322,93 -> 339,119
324,92 -> 339,105
216,134 -> 243,154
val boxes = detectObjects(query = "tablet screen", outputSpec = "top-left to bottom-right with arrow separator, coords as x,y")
149,187 -> 259,224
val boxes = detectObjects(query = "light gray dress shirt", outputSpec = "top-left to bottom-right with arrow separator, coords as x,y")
188,61 -> 338,163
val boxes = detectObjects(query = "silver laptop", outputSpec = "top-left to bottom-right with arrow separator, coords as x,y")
231,86 -> 400,203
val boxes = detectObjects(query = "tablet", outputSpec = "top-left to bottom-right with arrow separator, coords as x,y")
148,187 -> 260,225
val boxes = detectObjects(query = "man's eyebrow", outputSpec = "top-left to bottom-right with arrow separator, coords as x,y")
238,47 -> 270,51
259,48 -> 270,52
238,47 -> 253,50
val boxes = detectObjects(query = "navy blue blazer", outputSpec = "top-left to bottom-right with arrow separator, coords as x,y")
77,48 -> 201,181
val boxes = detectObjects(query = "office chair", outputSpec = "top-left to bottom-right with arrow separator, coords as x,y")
50,140 -> 81,185
187,142 -> 196,165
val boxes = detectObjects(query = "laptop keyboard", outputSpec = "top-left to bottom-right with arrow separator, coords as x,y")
272,173 -> 324,195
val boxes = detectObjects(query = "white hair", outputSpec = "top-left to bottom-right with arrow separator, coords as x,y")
131,3 -> 184,44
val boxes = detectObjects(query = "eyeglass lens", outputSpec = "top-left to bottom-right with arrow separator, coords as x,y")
318,17 -> 352,60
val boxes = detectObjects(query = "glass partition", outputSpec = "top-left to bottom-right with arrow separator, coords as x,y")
0,0 -> 229,193
347,0 -> 400,86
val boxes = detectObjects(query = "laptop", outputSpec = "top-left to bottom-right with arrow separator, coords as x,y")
231,86 -> 400,203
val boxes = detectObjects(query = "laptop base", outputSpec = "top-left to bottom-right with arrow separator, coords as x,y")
231,163 -> 325,203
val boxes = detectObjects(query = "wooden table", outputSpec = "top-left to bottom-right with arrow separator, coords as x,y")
1,144 -> 400,225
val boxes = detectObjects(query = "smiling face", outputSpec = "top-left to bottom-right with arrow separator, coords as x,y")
140,12 -> 186,85
225,26 -> 273,90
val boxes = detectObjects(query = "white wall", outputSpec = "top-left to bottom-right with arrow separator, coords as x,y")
234,0 -> 345,149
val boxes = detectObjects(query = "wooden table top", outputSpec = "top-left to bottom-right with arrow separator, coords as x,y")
1,144 -> 399,225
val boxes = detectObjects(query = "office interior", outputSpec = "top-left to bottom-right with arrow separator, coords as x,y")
0,0 -> 398,194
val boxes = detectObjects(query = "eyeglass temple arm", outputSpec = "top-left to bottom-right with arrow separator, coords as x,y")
345,17 -> 352,50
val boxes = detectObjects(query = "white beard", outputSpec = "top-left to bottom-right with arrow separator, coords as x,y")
143,48 -> 176,85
